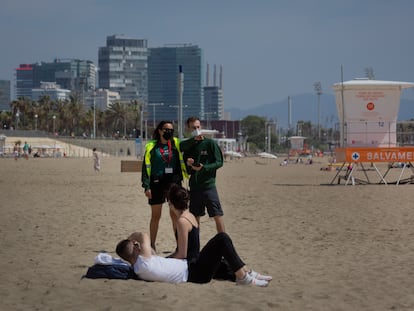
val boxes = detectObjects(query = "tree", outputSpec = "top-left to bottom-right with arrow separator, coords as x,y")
241,115 -> 267,152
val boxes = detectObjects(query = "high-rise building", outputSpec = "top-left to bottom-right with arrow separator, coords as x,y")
0,80 -> 11,111
148,44 -> 203,124
15,59 -> 96,100
203,64 -> 224,124
98,35 -> 148,103
15,64 -> 34,99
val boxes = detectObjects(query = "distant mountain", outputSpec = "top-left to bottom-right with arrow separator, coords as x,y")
226,93 -> 414,127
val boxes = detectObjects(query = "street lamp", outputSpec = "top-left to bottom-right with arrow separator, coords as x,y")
314,82 -> 322,141
34,114 -> 38,131
52,115 -> 56,134
148,102 -> 164,129
15,111 -> 19,130
89,87 -> 96,139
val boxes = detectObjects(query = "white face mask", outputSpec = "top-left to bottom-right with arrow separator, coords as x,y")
191,128 -> 202,137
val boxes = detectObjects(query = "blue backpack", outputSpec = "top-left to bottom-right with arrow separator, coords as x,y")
84,264 -> 139,280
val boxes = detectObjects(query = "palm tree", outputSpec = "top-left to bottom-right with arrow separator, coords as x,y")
106,102 -> 129,138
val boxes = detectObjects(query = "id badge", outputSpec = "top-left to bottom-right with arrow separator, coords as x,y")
165,167 -> 173,174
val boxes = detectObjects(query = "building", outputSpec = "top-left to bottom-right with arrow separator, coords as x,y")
0,80 -> 11,111
148,44 -> 203,125
203,64 -> 224,124
15,64 -> 34,99
84,89 -> 121,111
98,35 -> 148,103
32,82 -> 71,101
15,59 -> 96,100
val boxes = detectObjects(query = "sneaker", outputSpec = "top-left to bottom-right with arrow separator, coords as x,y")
236,273 -> 269,287
249,270 -> 273,281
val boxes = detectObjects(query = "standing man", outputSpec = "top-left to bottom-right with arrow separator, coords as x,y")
180,116 -> 225,233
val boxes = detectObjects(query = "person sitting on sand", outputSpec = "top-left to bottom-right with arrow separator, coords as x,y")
165,183 -> 273,285
116,228 -> 271,287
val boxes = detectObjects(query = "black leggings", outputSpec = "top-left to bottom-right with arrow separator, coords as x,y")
187,232 -> 245,283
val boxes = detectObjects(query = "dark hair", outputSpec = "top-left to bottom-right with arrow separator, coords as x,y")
186,116 -> 200,127
116,239 -> 132,262
167,184 -> 189,211
152,121 -> 174,140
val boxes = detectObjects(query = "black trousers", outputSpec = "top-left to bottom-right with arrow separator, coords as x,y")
187,232 -> 245,283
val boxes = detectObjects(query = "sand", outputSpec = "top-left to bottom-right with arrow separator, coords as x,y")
1,155 -> 414,311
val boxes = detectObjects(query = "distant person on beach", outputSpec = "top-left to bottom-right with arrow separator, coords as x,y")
165,183 -> 272,286
180,116 -> 225,233
141,121 -> 188,250
93,148 -> 101,172
13,143 -> 19,160
23,141 -> 29,160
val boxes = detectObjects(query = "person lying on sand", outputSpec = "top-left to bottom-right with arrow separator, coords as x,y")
115,229 -> 272,287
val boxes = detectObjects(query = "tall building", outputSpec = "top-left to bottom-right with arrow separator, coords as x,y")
98,35 -> 148,102
0,80 -> 11,111
15,64 -> 34,99
148,44 -> 203,124
15,59 -> 96,100
203,64 -> 224,124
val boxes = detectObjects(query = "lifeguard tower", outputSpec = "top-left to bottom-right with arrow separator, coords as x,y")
331,79 -> 414,185
288,136 -> 309,157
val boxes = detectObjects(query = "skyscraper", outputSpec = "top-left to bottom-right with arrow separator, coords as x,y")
203,64 -> 224,123
98,35 -> 148,102
0,80 -> 11,111
15,60 -> 96,100
148,44 -> 203,124
15,64 -> 34,99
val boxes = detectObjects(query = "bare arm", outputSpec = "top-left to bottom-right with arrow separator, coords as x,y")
128,232 -> 154,258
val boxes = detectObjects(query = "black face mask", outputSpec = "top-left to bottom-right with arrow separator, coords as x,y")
162,129 -> 174,140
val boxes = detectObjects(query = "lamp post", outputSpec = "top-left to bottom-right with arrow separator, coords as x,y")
178,65 -> 184,139
148,102 -> 164,129
52,115 -> 56,134
34,114 -> 38,131
314,82 -> 322,141
15,111 -> 19,130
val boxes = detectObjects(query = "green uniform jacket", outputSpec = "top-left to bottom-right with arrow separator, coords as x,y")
180,137 -> 223,191
141,137 -> 188,191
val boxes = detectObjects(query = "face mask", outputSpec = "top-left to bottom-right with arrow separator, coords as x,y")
191,128 -> 202,137
162,130 -> 174,140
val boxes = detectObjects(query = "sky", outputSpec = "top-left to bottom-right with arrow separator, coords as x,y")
1,0 -> 414,110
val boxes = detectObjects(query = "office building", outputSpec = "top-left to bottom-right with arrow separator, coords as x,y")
32,82 -> 71,101
148,44 -> 203,124
15,64 -> 34,99
0,80 -> 11,111
15,59 -> 96,100
98,35 -> 148,102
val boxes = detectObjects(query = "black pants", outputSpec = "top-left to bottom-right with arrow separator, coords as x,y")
187,232 -> 245,283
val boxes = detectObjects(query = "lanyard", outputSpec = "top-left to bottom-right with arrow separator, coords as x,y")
159,140 -> 172,164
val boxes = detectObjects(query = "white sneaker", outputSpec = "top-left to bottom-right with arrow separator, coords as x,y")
249,270 -> 273,281
236,273 -> 269,287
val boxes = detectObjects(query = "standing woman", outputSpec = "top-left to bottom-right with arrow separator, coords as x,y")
141,121 -> 188,250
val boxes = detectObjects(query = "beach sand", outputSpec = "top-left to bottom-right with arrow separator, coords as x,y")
1,155 -> 413,310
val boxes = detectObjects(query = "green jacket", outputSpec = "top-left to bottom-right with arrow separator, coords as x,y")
180,137 -> 223,190
141,137 -> 188,190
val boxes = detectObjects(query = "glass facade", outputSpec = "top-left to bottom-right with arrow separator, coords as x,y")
148,45 -> 203,124
15,64 -> 34,99
203,86 -> 223,122
98,35 -> 148,103
0,80 -> 11,111
15,60 -> 96,101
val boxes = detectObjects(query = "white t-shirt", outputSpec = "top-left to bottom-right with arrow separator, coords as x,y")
134,255 -> 188,283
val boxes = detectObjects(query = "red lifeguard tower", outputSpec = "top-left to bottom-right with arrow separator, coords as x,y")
331,79 -> 414,185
